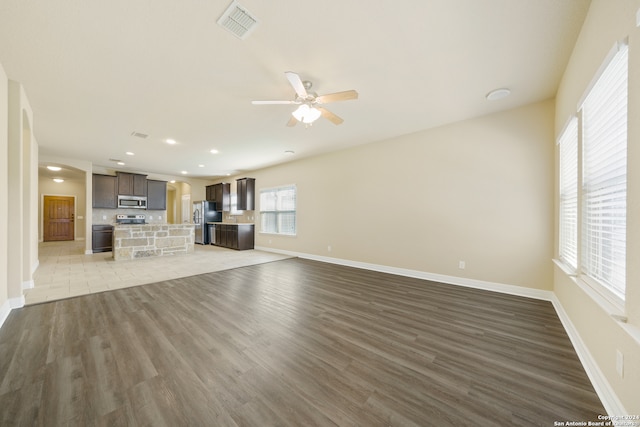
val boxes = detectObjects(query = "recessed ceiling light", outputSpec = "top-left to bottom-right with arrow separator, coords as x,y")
126,151 -> 135,156
47,166 -> 61,171
486,88 -> 511,101
166,139 -> 177,145
198,164 -> 205,168
284,150 -> 295,155
53,178 -> 64,183
117,161 -> 125,166
210,149 -> 219,154
181,171 -> 188,174
170,180 -> 176,183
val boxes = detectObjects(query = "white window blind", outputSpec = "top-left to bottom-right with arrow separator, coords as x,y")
580,43 -> 628,300
558,117 -> 578,270
260,185 -> 296,235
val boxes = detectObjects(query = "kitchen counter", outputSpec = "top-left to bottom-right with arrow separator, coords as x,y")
207,222 -> 255,225
113,223 -> 195,260
209,223 -> 255,250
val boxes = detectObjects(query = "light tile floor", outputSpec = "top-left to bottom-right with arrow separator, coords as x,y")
26,241 -> 292,305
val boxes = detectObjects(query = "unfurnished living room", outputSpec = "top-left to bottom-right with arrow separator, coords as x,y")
1,1 -> 639,426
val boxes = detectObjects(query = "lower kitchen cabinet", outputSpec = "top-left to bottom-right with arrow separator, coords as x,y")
213,224 -> 254,250
92,224 -> 114,253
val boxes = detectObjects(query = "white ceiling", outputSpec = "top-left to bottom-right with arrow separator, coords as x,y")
0,1 -> 590,180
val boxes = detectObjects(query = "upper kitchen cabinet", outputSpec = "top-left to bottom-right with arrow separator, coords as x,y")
146,179 -> 167,210
205,183 -> 230,211
117,172 -> 147,196
236,177 -> 255,211
92,174 -> 118,208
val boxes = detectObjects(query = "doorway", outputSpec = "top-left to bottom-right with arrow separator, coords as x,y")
43,195 -> 75,241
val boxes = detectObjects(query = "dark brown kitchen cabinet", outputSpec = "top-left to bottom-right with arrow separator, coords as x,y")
205,183 -> 230,211
92,224 -> 114,253
146,179 -> 167,210
92,174 -> 118,208
213,224 -> 254,250
117,172 -> 147,196
236,177 -> 255,211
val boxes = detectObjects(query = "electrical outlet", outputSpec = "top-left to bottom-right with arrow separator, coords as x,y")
459,260 -> 466,269
616,350 -> 624,377
159,215 -> 162,220
328,245 -> 332,252
149,215 -> 153,220
102,215 -> 107,220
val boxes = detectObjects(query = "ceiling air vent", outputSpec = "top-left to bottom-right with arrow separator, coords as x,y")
130,131 -> 148,139
217,1 -> 258,40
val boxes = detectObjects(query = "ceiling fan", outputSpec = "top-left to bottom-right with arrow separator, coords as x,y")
251,71 -> 358,126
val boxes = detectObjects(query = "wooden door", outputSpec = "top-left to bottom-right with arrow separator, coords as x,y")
44,196 -> 75,241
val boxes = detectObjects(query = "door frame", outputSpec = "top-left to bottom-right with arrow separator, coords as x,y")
41,194 -> 77,242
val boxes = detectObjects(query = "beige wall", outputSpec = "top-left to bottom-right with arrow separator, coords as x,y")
0,63 -> 8,315
554,0 -> 640,414
226,100 -> 555,291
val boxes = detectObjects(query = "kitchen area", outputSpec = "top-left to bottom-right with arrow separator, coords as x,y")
91,171 -> 256,260
195,178 -> 256,250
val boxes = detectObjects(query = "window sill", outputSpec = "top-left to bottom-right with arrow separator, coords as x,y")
553,259 -> 627,322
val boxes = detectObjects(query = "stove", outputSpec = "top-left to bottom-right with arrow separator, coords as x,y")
116,214 -> 146,225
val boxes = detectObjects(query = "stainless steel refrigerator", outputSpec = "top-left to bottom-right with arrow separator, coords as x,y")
193,201 -> 222,244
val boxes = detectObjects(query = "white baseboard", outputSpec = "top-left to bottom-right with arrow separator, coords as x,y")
255,246 -> 553,301
255,246 -> 624,415
0,295 -> 25,330
550,295 -> 627,416
31,259 -> 39,275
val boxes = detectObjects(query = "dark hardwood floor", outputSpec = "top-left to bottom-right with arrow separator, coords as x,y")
0,258 -> 605,426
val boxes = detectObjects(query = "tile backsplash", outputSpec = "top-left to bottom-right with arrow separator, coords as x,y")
92,208 -> 254,225
92,208 -> 168,225
224,210 -> 256,223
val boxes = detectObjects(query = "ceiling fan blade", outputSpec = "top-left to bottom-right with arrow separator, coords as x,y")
317,107 -> 344,125
286,116 -> 298,127
251,100 -> 296,105
285,71 -> 308,98
316,90 -> 358,104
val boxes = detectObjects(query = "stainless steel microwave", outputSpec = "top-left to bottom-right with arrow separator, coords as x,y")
117,195 -> 147,209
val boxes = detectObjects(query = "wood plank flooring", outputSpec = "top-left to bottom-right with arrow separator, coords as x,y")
0,258 -> 605,426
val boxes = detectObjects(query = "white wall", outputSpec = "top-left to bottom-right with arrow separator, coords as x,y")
554,0 -> 640,414
0,62 -> 9,323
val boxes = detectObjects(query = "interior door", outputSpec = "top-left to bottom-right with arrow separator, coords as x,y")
44,196 -> 75,242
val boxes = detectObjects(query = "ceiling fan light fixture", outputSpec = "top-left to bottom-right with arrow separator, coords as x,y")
292,104 -> 321,124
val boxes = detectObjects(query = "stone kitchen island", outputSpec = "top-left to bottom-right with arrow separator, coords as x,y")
113,223 -> 195,260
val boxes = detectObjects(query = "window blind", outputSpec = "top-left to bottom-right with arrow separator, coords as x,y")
580,43 -> 628,300
558,117 -> 578,270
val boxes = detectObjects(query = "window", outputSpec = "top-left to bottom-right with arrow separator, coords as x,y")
580,42 -> 628,301
260,185 -> 296,235
559,42 -> 628,303
558,117 -> 578,270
